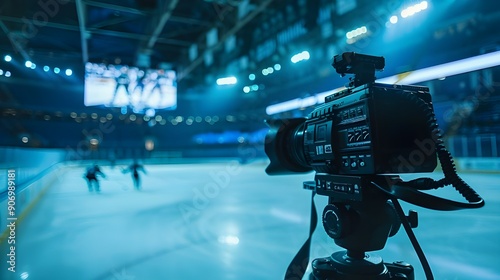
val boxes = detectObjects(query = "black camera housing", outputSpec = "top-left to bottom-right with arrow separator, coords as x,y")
265,63 -> 437,176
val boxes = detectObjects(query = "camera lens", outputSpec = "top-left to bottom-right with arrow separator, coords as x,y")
264,118 -> 312,175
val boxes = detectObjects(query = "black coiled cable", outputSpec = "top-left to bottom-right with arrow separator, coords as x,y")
395,90 -> 484,208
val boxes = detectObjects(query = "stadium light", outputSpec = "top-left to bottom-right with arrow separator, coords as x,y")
377,50 -> 500,85
146,108 -> 155,117
346,26 -> 367,39
266,50 -> 500,115
216,76 -> 237,85
291,51 -> 310,63
401,1 -> 428,18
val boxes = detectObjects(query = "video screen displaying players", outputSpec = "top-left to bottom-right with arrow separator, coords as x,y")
84,63 -> 177,111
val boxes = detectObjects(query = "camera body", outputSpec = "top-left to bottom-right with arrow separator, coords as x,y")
265,54 -> 437,178
303,82 -> 437,175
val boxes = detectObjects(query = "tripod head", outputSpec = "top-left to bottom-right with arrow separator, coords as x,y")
304,175 -> 416,279
320,176 -> 401,253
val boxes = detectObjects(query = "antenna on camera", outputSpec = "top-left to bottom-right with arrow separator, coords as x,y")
332,52 -> 385,88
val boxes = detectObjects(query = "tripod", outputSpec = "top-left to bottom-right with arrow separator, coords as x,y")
308,175 -> 417,280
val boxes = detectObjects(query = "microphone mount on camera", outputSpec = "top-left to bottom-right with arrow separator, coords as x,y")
332,52 -> 385,88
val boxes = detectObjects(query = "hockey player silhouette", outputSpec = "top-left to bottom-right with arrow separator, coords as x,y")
110,66 -> 131,106
84,165 -> 106,192
123,162 -> 147,190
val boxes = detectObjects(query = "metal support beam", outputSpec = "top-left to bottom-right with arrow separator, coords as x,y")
83,0 -> 149,16
178,0 -> 274,81
75,0 -> 89,63
169,16 -> 212,27
158,25 -> 207,40
135,0 -> 179,67
92,28 -> 191,47
0,15 -> 191,47
90,15 -> 140,29
0,16 -> 79,31
83,0 -> 212,26
0,20 -> 31,62
146,0 -> 180,49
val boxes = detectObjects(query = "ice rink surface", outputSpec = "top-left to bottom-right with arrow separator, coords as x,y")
1,161 -> 499,280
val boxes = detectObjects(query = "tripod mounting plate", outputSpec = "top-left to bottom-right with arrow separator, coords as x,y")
311,251 -> 414,280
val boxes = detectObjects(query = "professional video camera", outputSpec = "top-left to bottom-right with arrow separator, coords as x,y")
265,52 -> 484,280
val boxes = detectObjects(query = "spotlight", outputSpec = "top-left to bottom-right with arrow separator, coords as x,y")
4,55 -> 12,62
146,108 -> 156,117
25,61 -> 32,68
401,1 -> 428,18
43,66 -> 50,72
54,67 -> 60,74
419,1 -> 428,10
65,69 -> 72,76
145,139 -> 155,151
249,74 -> 256,81
346,26 -> 367,39
216,76 -> 237,85
291,51 -> 310,63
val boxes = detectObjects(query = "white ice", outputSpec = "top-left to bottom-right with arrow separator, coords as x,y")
1,162 -> 499,280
